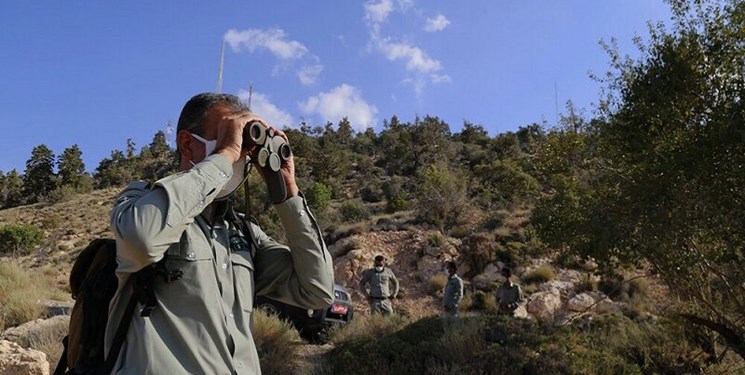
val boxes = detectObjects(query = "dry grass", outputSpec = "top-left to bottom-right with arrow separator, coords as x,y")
0,260 -> 61,330
427,274 -> 448,296
13,316 -> 69,372
327,314 -> 409,345
252,308 -> 302,374
522,265 -> 556,285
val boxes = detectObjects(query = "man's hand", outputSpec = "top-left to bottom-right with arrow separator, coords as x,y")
215,112 -> 253,164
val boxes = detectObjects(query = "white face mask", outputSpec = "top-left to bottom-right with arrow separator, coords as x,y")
375,266 -> 384,272
191,133 -> 246,200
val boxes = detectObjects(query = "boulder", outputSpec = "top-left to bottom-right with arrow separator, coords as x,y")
567,293 -> 596,312
471,263 -> 501,290
416,255 -> 442,281
1,315 -> 69,343
527,290 -> 562,322
0,340 -> 49,375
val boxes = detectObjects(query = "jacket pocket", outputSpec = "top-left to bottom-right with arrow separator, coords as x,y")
160,240 -> 216,307
231,251 -> 255,312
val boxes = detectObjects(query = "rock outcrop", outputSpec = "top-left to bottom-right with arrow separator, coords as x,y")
0,340 -> 49,375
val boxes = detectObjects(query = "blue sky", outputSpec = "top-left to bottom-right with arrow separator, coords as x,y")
0,1 -> 671,174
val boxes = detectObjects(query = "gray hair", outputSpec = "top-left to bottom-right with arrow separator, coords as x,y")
175,92 -> 249,160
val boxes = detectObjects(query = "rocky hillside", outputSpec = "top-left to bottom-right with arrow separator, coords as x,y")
0,187 -> 668,374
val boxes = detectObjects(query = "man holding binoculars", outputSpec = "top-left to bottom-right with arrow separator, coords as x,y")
105,93 -> 334,374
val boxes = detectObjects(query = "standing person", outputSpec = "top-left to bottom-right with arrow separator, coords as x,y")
442,261 -> 464,317
359,255 -> 399,315
497,267 -> 524,316
105,93 -> 334,374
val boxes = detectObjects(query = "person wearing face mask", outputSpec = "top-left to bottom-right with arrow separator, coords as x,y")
104,93 -> 334,374
359,255 -> 399,315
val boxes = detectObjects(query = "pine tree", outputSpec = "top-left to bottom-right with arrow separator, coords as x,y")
23,144 -> 56,203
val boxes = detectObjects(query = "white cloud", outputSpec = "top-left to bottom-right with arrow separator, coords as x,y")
402,77 -> 426,97
431,73 -> 451,83
298,64 -> 323,86
299,84 -> 378,130
224,28 -> 308,60
424,14 -> 450,32
376,37 -> 441,74
364,0 -> 394,24
225,28 -> 324,85
237,90 -> 294,128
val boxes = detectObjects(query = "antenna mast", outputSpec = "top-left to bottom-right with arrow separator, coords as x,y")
247,85 -> 253,111
216,40 -> 225,93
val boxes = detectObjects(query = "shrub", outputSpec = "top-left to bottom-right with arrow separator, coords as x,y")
360,184 -> 383,203
252,308 -> 301,374
47,185 -> 77,203
458,233 -> 499,277
305,182 -> 332,213
469,291 -> 498,313
522,265 -> 555,285
427,274 -> 448,296
327,314 -> 409,345
0,225 -> 44,256
385,196 -> 407,213
339,200 -> 370,222
328,313 -> 720,374
599,275 -> 649,303
428,231 -> 446,248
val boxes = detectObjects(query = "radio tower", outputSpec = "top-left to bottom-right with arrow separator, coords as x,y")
247,85 -> 253,111
216,40 -> 225,93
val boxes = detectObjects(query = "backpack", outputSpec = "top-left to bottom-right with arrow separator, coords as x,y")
54,238 -> 183,375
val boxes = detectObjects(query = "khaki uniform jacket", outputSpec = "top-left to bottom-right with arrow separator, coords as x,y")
359,267 -> 399,299
104,154 -> 334,375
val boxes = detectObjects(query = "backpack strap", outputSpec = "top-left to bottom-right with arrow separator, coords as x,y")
102,289 -> 138,374
227,201 -> 258,259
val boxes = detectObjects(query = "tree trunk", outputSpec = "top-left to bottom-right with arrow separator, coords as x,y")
680,313 -> 745,362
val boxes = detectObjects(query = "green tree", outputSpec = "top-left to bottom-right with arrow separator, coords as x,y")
534,0 -> 745,360
23,144 -> 57,203
0,169 -> 24,208
57,144 -> 92,192
414,162 -> 471,232
94,149 -> 131,188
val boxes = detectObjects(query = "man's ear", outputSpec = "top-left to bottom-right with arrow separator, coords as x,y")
176,130 -> 193,160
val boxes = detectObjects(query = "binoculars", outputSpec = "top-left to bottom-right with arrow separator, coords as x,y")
243,122 -> 292,203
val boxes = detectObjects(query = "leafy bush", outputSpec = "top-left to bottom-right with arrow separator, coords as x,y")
305,181 -> 332,213
327,314 -> 409,345
252,308 -> 301,374
385,196 -> 407,213
329,313 -> 717,375
599,275 -> 649,303
458,233 -> 499,277
469,291 -> 498,313
0,225 -> 44,256
339,200 -> 370,222
522,265 -> 556,285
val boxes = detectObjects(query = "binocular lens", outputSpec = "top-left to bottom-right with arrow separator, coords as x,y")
279,143 -> 292,161
247,122 -> 266,145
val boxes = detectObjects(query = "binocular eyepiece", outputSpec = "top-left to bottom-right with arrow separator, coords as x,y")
242,121 -> 292,203
243,122 -> 292,172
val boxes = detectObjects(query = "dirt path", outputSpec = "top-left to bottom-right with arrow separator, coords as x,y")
294,343 -> 334,375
